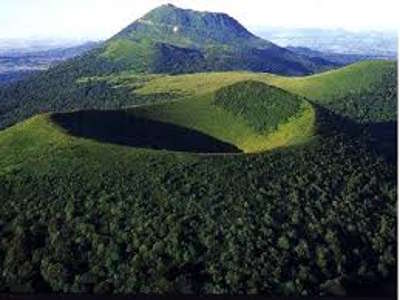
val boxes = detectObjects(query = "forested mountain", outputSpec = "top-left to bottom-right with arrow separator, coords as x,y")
0,70 -> 39,85
98,4 -> 333,75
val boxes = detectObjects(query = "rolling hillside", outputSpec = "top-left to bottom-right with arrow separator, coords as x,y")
37,60 -> 395,155
124,81 -> 315,153
126,60 -> 397,123
3,60 -> 395,157
0,59 -> 396,130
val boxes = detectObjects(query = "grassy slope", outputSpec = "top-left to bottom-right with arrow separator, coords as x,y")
129,87 -> 314,153
92,60 -> 390,153
1,60 -> 391,157
100,39 -> 156,73
135,60 -> 395,102
0,114 -> 193,178
272,60 -> 396,102
28,60 -> 390,155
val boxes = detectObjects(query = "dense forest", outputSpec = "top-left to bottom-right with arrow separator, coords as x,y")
0,124 -> 396,294
214,81 -> 305,133
323,69 -> 398,124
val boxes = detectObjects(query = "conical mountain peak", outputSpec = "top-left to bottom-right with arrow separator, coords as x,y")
116,4 -> 257,44
100,4 -> 330,75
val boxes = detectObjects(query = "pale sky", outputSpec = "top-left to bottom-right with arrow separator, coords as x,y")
0,0 -> 398,40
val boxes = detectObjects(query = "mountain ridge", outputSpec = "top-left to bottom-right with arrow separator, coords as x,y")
98,4 -> 334,75
117,4 -> 258,41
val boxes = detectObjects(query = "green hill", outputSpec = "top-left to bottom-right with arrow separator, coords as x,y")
0,60 -> 394,160
214,81 -> 304,133
101,4 -> 331,75
134,60 -> 397,123
124,81 -> 315,153
46,81 -> 314,154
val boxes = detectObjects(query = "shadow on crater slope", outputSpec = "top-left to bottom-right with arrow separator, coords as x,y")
313,104 -> 397,164
51,110 -> 242,154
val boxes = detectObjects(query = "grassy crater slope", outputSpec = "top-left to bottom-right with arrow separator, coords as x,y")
123,81 -> 315,153
0,60 -> 395,130
56,61 -> 392,155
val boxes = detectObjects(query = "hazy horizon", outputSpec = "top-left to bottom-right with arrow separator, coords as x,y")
0,0 -> 398,41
